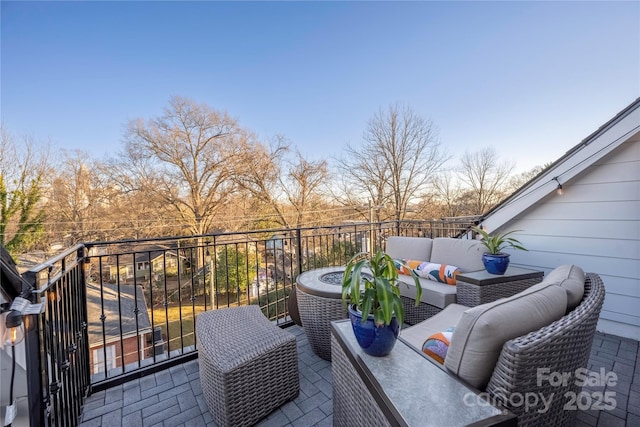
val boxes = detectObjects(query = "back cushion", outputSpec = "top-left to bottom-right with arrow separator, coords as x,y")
430,238 -> 485,272
444,282 -> 568,389
385,236 -> 433,261
544,265 -> 585,310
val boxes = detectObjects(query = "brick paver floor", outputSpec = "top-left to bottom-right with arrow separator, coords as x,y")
79,327 -> 638,427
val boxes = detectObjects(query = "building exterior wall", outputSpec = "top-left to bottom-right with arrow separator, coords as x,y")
504,137 -> 640,340
89,332 -> 152,374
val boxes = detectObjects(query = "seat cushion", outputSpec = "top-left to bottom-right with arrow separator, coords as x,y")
444,282 -> 568,389
544,264 -> 585,310
430,238 -> 485,272
397,275 -> 457,309
386,236 -> 433,261
401,303 -> 468,351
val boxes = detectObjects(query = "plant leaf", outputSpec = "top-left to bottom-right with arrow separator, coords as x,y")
375,277 -> 393,325
349,259 -> 367,306
361,288 -> 375,323
391,295 -> 404,326
408,269 -> 422,306
373,308 -> 385,326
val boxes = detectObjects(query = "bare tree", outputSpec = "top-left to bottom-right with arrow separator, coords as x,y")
236,137 -> 329,229
284,152 -> 329,227
46,150 -> 170,244
457,147 -> 515,215
506,164 -> 550,193
47,150 -> 105,244
234,137 -> 288,227
122,96 -> 250,237
332,153 -> 389,222
339,104 -> 449,222
431,170 -> 465,217
0,127 -> 51,254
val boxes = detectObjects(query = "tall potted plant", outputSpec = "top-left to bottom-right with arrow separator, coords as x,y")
341,250 -> 422,356
473,227 -> 527,275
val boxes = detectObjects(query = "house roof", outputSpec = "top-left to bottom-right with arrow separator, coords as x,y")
480,97 -> 640,231
94,244 -> 182,268
86,282 -> 152,345
134,250 -> 178,264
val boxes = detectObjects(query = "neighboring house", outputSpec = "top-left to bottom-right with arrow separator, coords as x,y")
479,98 -> 640,340
332,222 -> 369,252
86,282 -> 154,375
132,250 -> 182,280
105,250 -> 183,283
266,233 -> 291,253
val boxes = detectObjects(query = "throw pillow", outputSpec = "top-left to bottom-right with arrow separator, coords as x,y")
394,259 -> 460,285
422,326 -> 455,364
414,262 -> 460,285
393,258 -> 426,276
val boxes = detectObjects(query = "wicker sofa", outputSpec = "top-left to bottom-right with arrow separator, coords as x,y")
401,265 -> 605,427
386,236 -> 486,323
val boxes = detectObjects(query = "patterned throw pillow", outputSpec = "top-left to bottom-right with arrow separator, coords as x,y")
394,259 -> 460,285
422,327 -> 455,364
415,262 -> 460,285
393,258 -> 425,276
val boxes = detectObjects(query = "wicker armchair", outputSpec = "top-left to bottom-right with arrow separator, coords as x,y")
486,272 -> 605,427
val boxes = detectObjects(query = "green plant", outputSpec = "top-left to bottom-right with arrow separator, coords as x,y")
214,246 -> 257,294
341,250 -> 422,326
473,227 -> 527,254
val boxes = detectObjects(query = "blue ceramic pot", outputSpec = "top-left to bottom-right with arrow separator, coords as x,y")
482,253 -> 510,275
348,305 -> 399,357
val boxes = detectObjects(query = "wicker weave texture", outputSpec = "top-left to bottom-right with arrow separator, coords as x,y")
486,273 -> 605,427
196,306 -> 299,427
400,295 -> 442,325
456,276 -> 543,307
297,289 -> 348,360
331,334 -> 392,427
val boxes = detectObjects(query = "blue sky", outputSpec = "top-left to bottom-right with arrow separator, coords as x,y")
2,1 -> 638,173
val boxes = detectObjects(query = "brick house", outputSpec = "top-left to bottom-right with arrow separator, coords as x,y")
86,283 -> 154,375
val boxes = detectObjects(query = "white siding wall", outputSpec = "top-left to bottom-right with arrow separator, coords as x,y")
503,137 -> 640,340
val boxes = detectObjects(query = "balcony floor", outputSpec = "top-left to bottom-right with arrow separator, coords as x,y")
79,327 -> 639,427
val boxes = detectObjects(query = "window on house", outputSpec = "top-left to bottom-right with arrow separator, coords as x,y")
93,345 -> 116,374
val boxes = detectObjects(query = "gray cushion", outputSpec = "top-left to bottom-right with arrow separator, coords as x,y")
397,276 -> 457,309
544,265 -> 585,310
386,236 -> 433,261
430,238 -> 485,273
401,303 -> 468,351
444,282 -> 568,389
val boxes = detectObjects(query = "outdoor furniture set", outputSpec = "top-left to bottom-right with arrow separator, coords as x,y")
333,263 -> 605,426
294,236 -> 544,362
385,236 -> 544,324
193,236 -> 605,426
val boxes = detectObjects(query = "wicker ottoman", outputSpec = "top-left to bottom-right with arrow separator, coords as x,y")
196,306 -> 299,427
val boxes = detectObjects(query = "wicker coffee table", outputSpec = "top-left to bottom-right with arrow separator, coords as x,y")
296,267 -> 349,361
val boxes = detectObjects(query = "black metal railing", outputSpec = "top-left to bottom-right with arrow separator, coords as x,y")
19,217 -> 478,426
21,245 -> 90,427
